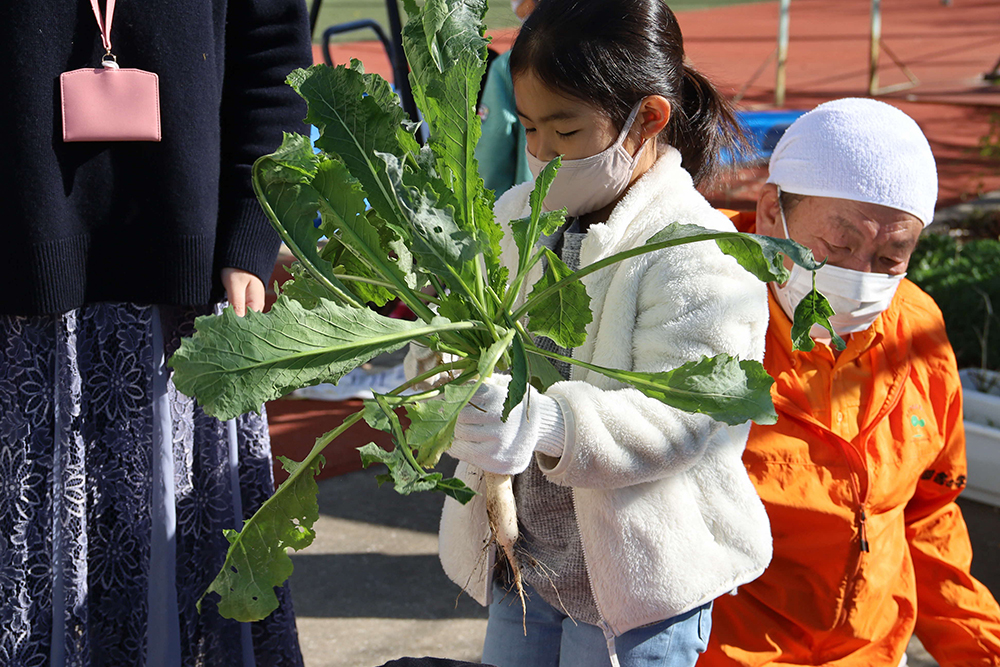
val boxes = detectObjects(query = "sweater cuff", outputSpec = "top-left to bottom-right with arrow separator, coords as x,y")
533,394 -> 567,458
217,197 -> 282,285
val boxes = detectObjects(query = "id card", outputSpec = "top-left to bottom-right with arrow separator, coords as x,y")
60,66 -> 161,142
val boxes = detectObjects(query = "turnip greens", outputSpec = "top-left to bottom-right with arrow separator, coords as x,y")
169,0 -> 841,623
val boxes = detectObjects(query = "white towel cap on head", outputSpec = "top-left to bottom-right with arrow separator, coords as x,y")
766,98 -> 938,226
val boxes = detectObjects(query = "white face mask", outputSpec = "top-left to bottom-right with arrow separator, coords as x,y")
772,203 -> 904,339
525,102 -> 646,218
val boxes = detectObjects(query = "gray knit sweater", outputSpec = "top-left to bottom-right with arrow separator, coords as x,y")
514,223 -> 601,625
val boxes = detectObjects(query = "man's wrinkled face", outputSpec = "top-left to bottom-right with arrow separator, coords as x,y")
755,184 -> 924,276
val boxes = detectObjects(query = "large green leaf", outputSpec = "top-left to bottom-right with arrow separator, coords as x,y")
169,297 -> 473,420
288,63 -> 416,236
201,454 -> 323,621
313,158 -> 411,307
402,0 -> 498,273
523,247 -> 592,348
252,133 -> 360,307
199,407 -> 374,621
531,346 -> 777,426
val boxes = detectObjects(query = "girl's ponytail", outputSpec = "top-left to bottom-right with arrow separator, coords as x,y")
669,64 -> 748,186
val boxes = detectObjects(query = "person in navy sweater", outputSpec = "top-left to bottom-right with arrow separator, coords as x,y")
0,0 -> 312,664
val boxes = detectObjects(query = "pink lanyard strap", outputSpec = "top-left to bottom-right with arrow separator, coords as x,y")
89,0 -> 117,55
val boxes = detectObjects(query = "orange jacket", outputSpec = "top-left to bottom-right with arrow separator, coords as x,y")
701,213 -> 1000,666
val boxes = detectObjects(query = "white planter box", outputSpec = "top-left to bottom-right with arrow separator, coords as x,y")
960,369 -> 1000,508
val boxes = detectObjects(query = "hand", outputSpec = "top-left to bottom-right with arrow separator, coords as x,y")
221,267 -> 265,317
449,375 -> 566,475
403,342 -> 460,390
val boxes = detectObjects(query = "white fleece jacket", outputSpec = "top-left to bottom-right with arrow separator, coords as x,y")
438,148 -> 773,636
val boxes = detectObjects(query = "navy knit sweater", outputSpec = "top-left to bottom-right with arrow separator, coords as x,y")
0,0 -> 313,315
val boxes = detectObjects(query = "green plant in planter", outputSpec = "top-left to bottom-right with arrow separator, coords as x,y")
168,0 -> 839,623
978,112 -> 1000,161
908,232 -> 1000,376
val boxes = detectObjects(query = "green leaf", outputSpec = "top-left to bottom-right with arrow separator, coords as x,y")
360,441 -> 440,493
402,0 -> 496,262
199,408 -> 369,621
404,381 -> 479,467
359,444 -> 475,503
359,395 -> 476,504
605,355 -> 778,426
401,0 -> 502,325
313,157 -> 410,307
532,346 -> 777,426
524,247 -> 592,348
169,296 -> 474,420
201,454 -> 323,621
288,63 -> 416,235
503,333 -> 529,421
433,476 -> 477,504
529,158 -> 561,220
527,349 -> 565,391
381,152 -> 482,297
642,223 -> 824,284
512,223 -> 837,350
510,157 -> 564,275
278,262 -> 337,309
790,278 -> 847,352
362,396 -> 443,493
252,133 -> 360,307
402,328 -> 514,466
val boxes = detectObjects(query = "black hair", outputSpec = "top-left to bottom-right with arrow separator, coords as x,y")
779,190 -> 806,213
509,0 -> 746,186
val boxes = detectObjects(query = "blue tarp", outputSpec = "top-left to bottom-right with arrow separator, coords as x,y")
727,109 -> 806,165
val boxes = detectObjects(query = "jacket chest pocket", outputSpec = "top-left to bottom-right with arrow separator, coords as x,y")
866,394 -> 944,507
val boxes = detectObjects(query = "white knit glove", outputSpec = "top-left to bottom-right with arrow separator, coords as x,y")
449,375 -> 567,475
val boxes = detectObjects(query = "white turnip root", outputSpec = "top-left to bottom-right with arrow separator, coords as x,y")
483,470 -> 527,630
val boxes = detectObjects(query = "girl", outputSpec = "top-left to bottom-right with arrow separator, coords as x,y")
437,1 -> 773,666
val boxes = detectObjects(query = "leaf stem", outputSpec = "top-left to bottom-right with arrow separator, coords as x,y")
500,246 -> 548,316
510,232 -> 728,322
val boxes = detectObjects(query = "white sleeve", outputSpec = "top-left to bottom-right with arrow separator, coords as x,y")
538,241 -> 769,489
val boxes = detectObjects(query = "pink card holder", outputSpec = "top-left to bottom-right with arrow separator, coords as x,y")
61,0 -> 161,143
61,66 -> 161,142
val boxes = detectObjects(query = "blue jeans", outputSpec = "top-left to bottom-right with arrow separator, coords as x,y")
480,582 -> 712,667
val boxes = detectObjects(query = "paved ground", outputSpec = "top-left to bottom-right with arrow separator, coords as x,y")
287,458 -> 1000,667
288,458 -> 488,667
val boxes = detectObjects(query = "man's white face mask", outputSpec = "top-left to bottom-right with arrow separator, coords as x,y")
524,101 -> 646,218
772,201 -> 905,340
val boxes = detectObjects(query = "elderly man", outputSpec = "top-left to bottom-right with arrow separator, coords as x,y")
702,98 -> 1000,666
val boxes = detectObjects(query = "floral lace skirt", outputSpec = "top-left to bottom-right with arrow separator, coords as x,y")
0,303 -> 302,666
